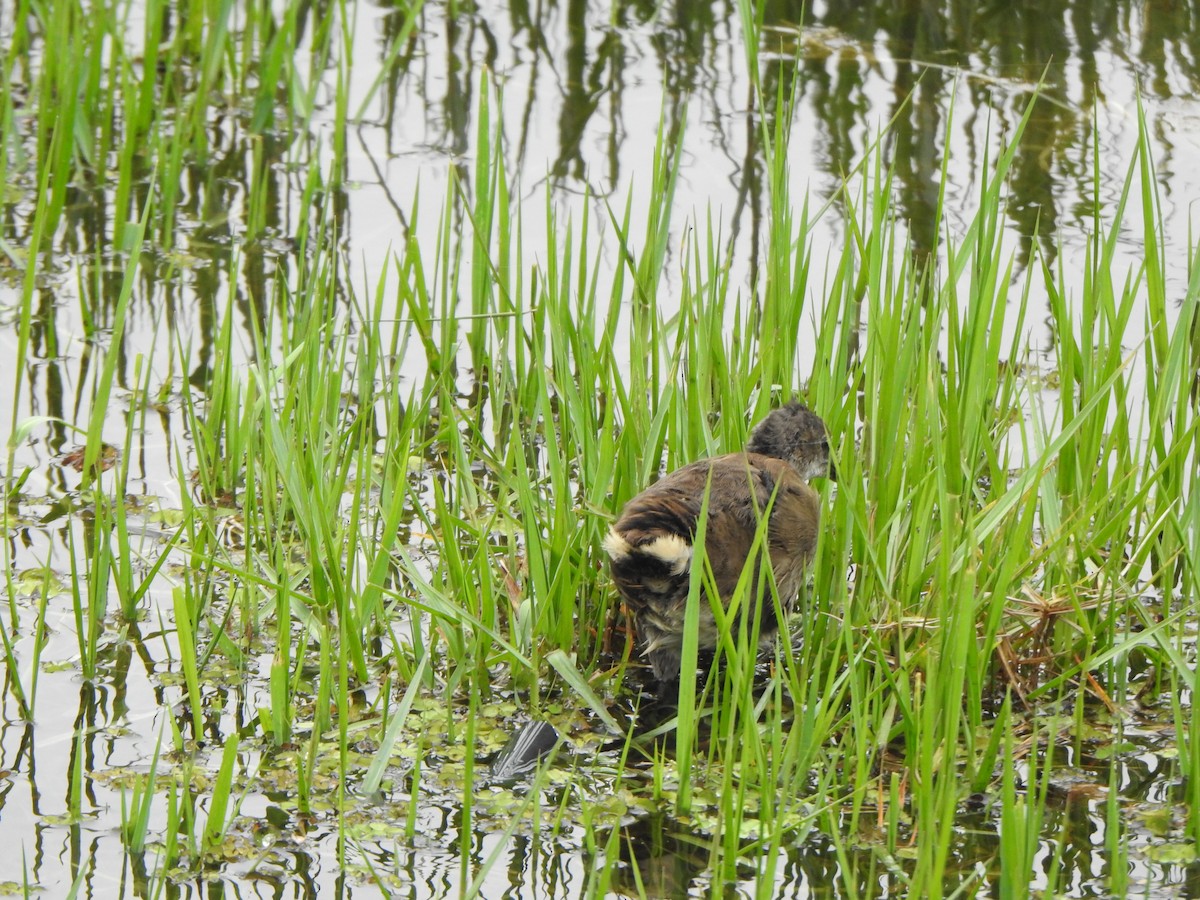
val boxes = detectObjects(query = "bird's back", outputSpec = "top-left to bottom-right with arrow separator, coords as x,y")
604,452 -> 821,676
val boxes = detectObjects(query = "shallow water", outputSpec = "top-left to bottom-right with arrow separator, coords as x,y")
3,0 -> 1200,897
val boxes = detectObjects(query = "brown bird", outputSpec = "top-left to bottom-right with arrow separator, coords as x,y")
603,402 -> 835,681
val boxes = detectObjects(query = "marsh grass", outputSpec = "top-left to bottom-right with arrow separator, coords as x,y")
1,0 -> 1199,897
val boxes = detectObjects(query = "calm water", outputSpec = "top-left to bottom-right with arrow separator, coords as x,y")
2,0 -> 1200,896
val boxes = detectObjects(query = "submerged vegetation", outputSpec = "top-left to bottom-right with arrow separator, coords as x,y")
1,0 -> 1199,897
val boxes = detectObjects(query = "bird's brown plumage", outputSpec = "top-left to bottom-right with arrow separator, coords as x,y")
605,403 -> 832,681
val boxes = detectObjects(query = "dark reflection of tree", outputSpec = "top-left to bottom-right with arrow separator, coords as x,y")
885,4 -> 950,266
553,0 -> 636,187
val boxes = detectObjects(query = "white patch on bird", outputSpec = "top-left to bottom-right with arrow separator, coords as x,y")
602,530 -> 633,561
639,534 -> 693,575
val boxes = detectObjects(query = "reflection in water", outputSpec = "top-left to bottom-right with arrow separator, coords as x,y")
603,814 -> 713,899
8,0 -> 1194,399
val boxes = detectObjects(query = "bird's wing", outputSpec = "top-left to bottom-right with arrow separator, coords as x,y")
608,454 -> 806,612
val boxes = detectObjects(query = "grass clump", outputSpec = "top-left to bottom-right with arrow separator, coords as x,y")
0,2 -> 1198,897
